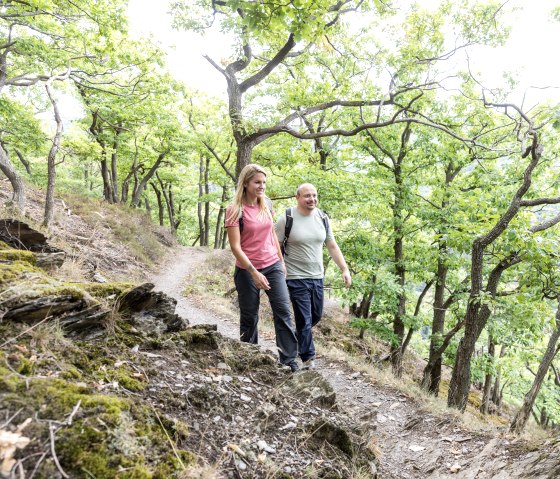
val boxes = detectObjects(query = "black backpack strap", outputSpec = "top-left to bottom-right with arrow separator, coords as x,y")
281,207 -> 293,256
238,207 -> 244,234
317,208 -> 329,235
239,197 -> 273,235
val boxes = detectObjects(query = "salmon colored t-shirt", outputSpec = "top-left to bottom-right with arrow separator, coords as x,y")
225,204 -> 279,269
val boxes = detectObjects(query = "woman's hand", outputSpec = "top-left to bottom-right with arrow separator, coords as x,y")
251,270 -> 270,290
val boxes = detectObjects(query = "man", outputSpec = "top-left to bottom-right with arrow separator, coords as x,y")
275,183 -> 351,369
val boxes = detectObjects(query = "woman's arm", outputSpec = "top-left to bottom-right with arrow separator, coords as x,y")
227,226 -> 270,289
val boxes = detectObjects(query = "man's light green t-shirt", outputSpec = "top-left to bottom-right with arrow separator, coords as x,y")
275,208 -> 335,280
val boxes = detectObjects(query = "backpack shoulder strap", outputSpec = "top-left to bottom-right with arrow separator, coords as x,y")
285,207 -> 294,239
281,207 -> 293,256
317,208 -> 329,234
238,207 -> 244,234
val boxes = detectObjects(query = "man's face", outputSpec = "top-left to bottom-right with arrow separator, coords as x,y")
296,185 -> 318,211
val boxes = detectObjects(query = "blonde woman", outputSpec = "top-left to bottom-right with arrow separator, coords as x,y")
225,164 -> 299,372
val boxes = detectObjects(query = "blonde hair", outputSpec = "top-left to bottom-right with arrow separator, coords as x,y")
227,164 -> 272,226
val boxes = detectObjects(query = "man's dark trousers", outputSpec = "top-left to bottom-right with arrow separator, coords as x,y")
234,261 -> 298,365
286,278 -> 324,362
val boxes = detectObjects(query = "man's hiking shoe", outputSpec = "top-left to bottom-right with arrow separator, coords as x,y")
286,360 -> 300,373
302,357 -> 316,370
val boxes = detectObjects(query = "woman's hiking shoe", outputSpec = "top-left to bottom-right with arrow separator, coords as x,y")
302,357 -> 316,370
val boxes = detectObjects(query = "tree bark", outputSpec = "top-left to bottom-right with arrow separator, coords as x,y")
0,143 -> 25,211
150,182 -> 164,226
203,157 -> 210,245
480,337 -> 496,415
197,156 -> 206,245
43,84 -> 63,227
214,183 -> 228,249
110,126 -> 121,203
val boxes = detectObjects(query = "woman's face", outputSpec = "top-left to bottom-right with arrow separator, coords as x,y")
244,172 -> 266,201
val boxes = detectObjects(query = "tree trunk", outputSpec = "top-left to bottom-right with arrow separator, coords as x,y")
130,150 -> 168,207
100,156 -> 114,203
214,184 -> 228,249
448,133 -> 542,411
198,156 -> 206,245
491,344 -> 506,409
390,156 -> 406,377
0,144 -> 25,211
480,337 -> 496,415
110,127 -> 121,203
150,182 -> 164,226
203,157 -> 210,245
422,242 -> 449,395
43,84 -> 63,228
510,300 -> 560,434
235,140 -> 256,180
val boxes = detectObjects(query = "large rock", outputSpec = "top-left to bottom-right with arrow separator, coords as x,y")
119,282 -> 188,335
0,219 -> 66,268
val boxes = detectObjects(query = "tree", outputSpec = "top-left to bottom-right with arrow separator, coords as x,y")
0,0 -> 129,210
448,99 -> 560,410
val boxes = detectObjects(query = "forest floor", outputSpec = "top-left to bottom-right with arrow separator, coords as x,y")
1,180 -> 557,478
150,246 -> 552,479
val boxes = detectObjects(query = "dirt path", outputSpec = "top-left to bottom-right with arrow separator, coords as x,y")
151,247 -> 507,479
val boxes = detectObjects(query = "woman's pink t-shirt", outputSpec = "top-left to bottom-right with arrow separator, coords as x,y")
225,204 -> 279,269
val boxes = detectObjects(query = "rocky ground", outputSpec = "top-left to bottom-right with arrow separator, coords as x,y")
0,180 -> 559,478
151,247 -> 560,479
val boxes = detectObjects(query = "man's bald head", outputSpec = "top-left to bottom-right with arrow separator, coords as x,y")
295,183 -> 318,214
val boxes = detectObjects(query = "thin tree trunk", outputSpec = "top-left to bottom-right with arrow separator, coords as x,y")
15,150 -> 31,175
150,182 -> 164,226
197,156 -> 206,245
214,184 -> 228,249
510,299 -> 560,433
130,150 -> 168,207
110,127 -> 121,203
43,84 -> 63,228
480,337 -> 496,415
0,143 -> 25,211
203,157 -> 210,245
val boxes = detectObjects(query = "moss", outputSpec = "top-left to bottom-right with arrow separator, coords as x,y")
0,259 -> 40,286
0,248 -> 36,264
16,356 -> 35,375
2,375 -> 195,478
108,368 -> 146,392
84,282 -> 135,298
60,366 -> 83,380
0,355 -> 19,393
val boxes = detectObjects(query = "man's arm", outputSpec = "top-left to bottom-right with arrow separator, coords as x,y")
326,239 -> 352,287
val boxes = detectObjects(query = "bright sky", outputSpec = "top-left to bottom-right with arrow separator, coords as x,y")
126,0 -> 560,106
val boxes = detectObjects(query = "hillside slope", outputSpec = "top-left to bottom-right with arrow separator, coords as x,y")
0,182 -> 558,478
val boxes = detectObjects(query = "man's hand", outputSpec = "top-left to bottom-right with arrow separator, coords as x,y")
342,269 -> 352,288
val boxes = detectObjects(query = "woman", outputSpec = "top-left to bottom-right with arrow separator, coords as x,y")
225,164 -> 299,372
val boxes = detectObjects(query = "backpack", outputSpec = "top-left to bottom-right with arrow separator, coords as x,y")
238,196 -> 273,234
281,207 -> 329,256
